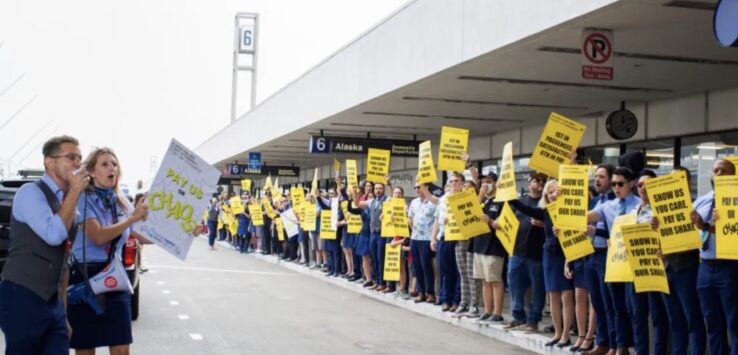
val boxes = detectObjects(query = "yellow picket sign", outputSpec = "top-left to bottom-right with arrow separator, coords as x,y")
558,229 -> 594,262
291,187 -> 305,208
346,159 -> 359,192
366,148 -> 391,184
381,200 -> 396,237
340,201 -> 363,234
496,142 -> 517,202
417,140 -> 437,184
447,189 -> 491,239
605,213 -> 637,282
248,204 -> 264,226
262,197 -> 277,219
302,202 -> 317,231
621,223 -> 670,294
230,196 -> 245,214
383,244 -> 402,282
264,175 -> 273,193
228,219 -> 238,236
272,178 -> 282,199
274,217 -> 286,242
334,158 -> 341,178
311,168 -> 319,197
438,126 -> 469,172
715,175 -> 738,260
444,203 -> 465,241
240,179 -> 251,192
496,202 -> 519,256
645,170 -> 701,254
528,112 -> 586,178
391,198 -> 410,237
556,165 -> 589,231
319,210 -> 336,239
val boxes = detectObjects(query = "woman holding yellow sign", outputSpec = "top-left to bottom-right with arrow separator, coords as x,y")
510,180 -> 574,348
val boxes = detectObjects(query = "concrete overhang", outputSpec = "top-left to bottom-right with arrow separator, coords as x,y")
196,0 -> 738,174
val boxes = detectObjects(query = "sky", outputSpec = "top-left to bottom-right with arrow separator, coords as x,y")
0,0 -> 407,190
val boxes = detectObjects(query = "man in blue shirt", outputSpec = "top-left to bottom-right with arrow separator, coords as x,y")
585,167 -> 641,355
0,135 -> 89,354
692,158 -> 737,355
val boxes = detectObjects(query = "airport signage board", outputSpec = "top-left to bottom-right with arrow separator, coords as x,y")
308,136 -> 420,157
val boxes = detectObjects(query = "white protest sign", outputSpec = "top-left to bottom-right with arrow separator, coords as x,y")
135,139 -> 221,261
280,208 -> 300,237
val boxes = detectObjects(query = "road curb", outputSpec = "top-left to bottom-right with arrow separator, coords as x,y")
246,249 -> 573,355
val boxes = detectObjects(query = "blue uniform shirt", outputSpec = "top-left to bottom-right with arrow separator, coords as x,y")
592,193 -> 642,235
11,174 -> 72,246
693,191 -> 716,260
73,192 -> 132,263
590,192 -> 615,248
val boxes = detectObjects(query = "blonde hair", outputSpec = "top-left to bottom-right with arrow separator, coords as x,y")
539,179 -> 558,208
83,147 -> 128,212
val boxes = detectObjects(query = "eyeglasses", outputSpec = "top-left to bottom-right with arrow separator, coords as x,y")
611,181 -> 627,188
636,182 -> 645,189
414,186 -> 421,189
50,153 -> 82,162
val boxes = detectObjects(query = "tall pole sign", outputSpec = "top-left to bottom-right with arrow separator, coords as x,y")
231,13 -> 260,122
581,29 -> 614,81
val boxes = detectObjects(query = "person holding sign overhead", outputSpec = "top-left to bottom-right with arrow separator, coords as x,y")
347,182 -> 375,286
585,167 -> 641,355
689,158 -> 738,355
352,181 -> 390,290
510,180 -> 575,348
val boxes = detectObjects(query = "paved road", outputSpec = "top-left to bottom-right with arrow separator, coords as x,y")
2,237 -> 534,354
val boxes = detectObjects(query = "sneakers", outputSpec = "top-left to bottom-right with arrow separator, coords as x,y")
477,313 -> 494,323
490,315 -> 504,323
451,306 -> 469,318
504,320 -> 526,330
465,306 -> 481,318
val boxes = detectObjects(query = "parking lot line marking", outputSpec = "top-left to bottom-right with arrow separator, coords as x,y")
189,333 -> 203,340
148,264 -> 297,276
178,314 -> 189,320
162,290 -> 171,294
169,301 -> 179,306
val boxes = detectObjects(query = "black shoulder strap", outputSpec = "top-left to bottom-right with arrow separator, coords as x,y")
36,180 -> 61,214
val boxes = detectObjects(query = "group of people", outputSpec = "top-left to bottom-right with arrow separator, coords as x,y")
212,152 -> 737,355
0,135 -> 150,354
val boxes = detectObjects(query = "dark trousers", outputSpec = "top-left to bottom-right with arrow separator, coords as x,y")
207,220 -> 217,247
0,281 -> 69,355
697,261 -> 738,355
663,264 -> 706,355
288,236 -> 299,260
585,251 -> 617,348
508,255 -> 545,325
608,282 -> 632,349
238,233 -> 251,252
438,239 -> 460,305
411,239 -> 434,296
626,284 -> 669,355
369,233 -> 384,286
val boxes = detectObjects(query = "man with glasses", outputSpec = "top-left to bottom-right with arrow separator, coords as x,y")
585,167 -> 641,355
0,135 -> 89,354
505,173 -> 547,332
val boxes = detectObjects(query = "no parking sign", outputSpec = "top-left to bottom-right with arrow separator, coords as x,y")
581,29 -> 613,80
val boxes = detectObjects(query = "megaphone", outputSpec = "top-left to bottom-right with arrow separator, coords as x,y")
88,257 -> 133,295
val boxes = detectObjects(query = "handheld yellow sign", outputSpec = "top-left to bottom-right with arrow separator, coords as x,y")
240,179 -> 251,193
381,200 -> 396,237
444,203 -> 465,241
496,142 -> 517,202
391,198 -> 410,237
311,168 -> 319,197
528,112 -> 586,178
715,175 -> 738,260
438,126 -> 469,172
274,217 -> 286,241
319,210 -> 336,239
341,201 -> 363,234
558,229 -> 594,262
272,178 -> 281,199
447,189 -> 491,239
290,187 -> 305,208
248,204 -> 264,226
346,160 -> 359,192
262,197 -> 277,219
645,170 -> 701,254
383,244 -> 401,282
496,202 -> 519,256
417,140 -> 437,184
264,175 -> 273,194
366,148 -> 391,184
230,196 -> 245,215
605,213 -> 637,282
556,165 -> 589,231
621,223 -> 670,294
334,158 -> 341,178
301,202 -> 317,231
